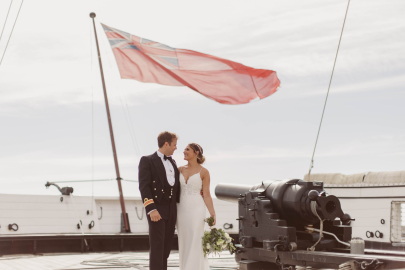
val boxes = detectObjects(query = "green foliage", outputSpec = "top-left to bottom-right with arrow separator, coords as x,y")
204,217 -> 215,227
201,218 -> 236,257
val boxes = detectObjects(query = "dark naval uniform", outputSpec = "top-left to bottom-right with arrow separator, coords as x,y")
138,151 -> 180,270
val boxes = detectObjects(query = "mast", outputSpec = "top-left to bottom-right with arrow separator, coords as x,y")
89,12 -> 130,232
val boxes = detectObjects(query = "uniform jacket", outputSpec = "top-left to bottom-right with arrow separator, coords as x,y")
138,152 -> 180,213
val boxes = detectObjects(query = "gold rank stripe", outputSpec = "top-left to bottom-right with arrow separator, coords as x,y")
143,199 -> 154,207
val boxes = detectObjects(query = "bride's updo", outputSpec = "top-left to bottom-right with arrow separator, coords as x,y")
188,143 -> 205,164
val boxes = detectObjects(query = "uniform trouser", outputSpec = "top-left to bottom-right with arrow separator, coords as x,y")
147,201 -> 177,270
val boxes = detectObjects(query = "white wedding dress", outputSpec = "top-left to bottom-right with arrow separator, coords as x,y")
176,167 -> 210,270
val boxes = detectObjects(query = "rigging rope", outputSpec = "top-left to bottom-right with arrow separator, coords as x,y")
307,0 -> 351,180
96,18 -> 142,158
0,0 -> 13,43
70,194 -> 89,250
52,179 -> 138,184
0,0 -> 23,66
125,100 -> 142,156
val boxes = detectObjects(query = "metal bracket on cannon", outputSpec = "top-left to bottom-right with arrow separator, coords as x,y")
263,236 -> 297,252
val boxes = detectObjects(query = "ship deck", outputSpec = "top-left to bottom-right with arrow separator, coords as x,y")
0,251 -> 238,270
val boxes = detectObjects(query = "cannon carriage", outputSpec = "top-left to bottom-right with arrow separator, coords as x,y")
215,179 -> 405,270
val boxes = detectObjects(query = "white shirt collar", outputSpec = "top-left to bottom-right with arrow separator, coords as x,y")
157,150 -> 165,159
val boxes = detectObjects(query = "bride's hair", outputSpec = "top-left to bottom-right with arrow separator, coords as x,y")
188,143 -> 205,164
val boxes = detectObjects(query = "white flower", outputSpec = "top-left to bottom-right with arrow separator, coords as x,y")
206,243 -> 210,249
225,233 -> 230,238
226,237 -> 232,243
222,244 -> 228,249
217,239 -> 224,246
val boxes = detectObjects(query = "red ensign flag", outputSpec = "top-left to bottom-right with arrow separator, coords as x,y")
102,24 -> 280,105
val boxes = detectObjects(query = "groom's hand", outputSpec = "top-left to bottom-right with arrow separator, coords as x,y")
150,210 -> 162,222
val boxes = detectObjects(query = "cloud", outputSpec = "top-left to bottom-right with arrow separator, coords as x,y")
0,0 -> 404,196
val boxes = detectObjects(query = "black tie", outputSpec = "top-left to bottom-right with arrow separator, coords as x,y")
164,155 -> 172,162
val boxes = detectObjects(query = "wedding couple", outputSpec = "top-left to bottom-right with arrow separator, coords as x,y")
138,131 -> 216,270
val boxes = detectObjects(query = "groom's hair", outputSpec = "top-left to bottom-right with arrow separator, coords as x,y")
158,131 -> 178,148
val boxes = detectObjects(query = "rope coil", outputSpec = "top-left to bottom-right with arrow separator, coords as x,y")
135,206 -> 144,220
307,201 -> 324,251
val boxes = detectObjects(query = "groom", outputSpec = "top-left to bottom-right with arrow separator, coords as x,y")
138,131 -> 180,270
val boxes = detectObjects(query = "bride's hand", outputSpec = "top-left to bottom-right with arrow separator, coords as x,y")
212,215 -> 216,226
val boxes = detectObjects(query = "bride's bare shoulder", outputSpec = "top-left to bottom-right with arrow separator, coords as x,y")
201,166 -> 210,177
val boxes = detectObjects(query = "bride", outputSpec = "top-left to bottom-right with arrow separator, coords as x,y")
176,143 -> 216,270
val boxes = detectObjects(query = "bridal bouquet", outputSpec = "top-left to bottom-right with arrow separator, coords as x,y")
202,217 -> 236,257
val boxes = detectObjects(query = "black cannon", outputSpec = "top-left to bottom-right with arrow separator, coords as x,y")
217,180 -> 405,269
213,179 -> 405,269
216,179 -> 352,253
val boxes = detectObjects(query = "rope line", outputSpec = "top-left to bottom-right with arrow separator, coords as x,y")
0,0 -> 23,66
96,18 -> 141,158
307,201 -> 324,251
0,0 -> 13,43
52,179 -> 138,184
119,94 -> 141,156
70,194 -> 89,249
307,0 -> 351,179
125,100 -> 142,156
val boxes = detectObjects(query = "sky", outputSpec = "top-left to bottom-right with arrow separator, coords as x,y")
0,0 -> 404,198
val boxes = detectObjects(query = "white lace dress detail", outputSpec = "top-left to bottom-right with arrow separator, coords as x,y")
176,168 -> 209,270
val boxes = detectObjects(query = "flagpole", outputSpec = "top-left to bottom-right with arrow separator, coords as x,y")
89,12 -> 130,233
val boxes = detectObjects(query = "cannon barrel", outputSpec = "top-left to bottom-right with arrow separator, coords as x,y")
215,183 -> 253,203
216,179 -> 346,225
